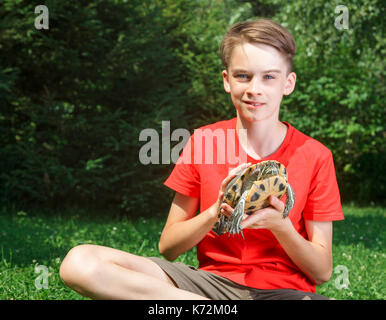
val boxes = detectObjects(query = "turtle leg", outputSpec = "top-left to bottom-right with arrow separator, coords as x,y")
213,212 -> 228,236
228,191 -> 247,237
283,183 -> 295,218
234,201 -> 245,239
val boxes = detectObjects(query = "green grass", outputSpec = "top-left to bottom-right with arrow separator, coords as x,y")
0,205 -> 384,300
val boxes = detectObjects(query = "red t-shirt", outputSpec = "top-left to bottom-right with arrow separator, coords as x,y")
164,117 -> 344,292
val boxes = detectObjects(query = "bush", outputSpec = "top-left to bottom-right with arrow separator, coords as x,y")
266,0 -> 385,204
0,0 -> 255,214
0,0 -> 384,215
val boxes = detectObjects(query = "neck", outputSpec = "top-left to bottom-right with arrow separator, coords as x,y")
236,115 -> 287,160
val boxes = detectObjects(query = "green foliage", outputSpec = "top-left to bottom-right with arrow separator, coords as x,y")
0,0 -> 384,214
269,0 -> 385,203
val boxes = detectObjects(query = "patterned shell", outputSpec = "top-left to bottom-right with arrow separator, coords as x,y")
212,160 -> 295,238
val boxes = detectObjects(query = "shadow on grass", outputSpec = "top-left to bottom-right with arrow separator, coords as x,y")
1,205 -> 384,266
0,207 -> 165,267
332,214 -> 385,249
1,216 -> 73,266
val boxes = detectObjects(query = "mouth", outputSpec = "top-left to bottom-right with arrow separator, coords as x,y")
243,100 -> 266,108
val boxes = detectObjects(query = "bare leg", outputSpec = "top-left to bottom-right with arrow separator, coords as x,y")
59,244 -> 208,300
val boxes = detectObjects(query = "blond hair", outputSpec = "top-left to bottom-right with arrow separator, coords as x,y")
221,19 -> 296,74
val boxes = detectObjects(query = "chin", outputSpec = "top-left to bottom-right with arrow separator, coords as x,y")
238,111 -> 267,123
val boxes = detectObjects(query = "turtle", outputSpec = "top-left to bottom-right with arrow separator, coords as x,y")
212,160 -> 295,239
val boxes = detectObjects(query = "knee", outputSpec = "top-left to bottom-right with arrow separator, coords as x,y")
59,244 -> 99,287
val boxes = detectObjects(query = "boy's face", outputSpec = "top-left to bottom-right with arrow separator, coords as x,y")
222,42 -> 296,124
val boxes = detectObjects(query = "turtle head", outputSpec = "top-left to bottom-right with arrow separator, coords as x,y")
259,161 -> 280,178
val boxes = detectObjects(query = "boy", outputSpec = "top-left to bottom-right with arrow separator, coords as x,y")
60,19 -> 344,300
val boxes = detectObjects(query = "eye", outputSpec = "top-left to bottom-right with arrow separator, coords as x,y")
235,74 -> 249,80
264,74 -> 275,80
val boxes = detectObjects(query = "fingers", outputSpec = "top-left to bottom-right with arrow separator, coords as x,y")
220,162 -> 251,192
240,196 -> 285,230
229,162 -> 251,176
220,203 -> 233,218
268,195 -> 285,214
240,211 -> 259,229
216,162 -> 252,220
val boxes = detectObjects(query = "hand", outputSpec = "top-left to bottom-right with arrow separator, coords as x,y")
208,162 -> 251,220
241,195 -> 290,233
220,195 -> 290,233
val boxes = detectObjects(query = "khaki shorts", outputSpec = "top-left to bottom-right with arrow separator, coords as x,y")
148,257 -> 329,300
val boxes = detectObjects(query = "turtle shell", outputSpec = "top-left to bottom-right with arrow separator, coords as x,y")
244,175 -> 288,214
223,160 -> 288,213
212,160 -> 294,237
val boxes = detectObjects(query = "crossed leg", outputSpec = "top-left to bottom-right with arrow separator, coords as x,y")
59,244 -> 208,300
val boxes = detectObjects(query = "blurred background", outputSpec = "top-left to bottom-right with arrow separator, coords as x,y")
1,0 -> 385,217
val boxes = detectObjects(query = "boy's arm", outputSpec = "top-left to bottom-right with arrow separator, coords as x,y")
272,218 -> 333,285
159,162 -> 251,261
236,196 -> 333,285
158,192 -> 217,261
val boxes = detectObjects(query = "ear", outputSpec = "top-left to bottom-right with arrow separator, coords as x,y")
222,69 -> 231,93
283,72 -> 296,96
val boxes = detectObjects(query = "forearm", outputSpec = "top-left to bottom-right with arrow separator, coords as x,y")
159,163 -> 250,262
271,219 -> 332,285
159,208 -> 218,261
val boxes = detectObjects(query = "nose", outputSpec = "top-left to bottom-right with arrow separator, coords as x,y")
246,77 -> 263,96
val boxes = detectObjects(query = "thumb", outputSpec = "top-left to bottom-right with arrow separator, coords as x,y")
269,195 -> 285,213
217,191 -> 224,204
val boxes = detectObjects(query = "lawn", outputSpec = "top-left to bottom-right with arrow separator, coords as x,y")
0,205 -> 384,300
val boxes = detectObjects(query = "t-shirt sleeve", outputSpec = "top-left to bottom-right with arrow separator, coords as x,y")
164,135 -> 201,198
303,150 -> 344,221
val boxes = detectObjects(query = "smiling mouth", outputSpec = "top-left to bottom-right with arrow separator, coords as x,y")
244,101 -> 265,108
